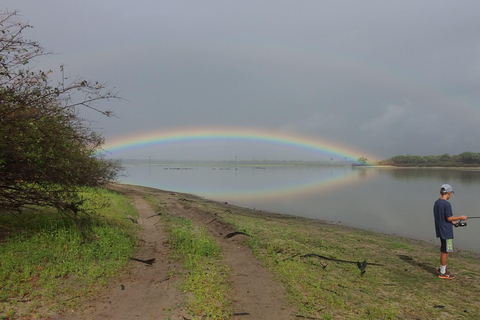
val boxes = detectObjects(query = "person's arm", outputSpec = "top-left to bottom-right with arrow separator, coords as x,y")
447,215 -> 467,223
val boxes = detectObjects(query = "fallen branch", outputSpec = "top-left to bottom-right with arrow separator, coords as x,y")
283,253 -> 300,261
206,218 -> 217,224
130,257 -> 156,265
282,253 -> 383,276
1,298 -> 31,303
225,231 -> 251,239
1,293 -> 32,303
296,314 -> 324,319
301,254 -> 383,266
303,253 -> 383,276
126,217 -> 138,224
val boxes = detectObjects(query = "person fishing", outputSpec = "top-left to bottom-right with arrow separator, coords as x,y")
433,183 -> 467,279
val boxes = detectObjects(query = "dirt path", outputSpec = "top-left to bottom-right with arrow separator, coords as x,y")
66,184 -> 296,319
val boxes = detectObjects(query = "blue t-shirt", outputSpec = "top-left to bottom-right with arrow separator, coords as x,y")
433,198 -> 454,239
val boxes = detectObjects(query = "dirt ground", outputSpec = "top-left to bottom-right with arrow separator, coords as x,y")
63,184 -> 296,320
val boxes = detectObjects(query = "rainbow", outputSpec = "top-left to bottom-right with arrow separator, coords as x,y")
101,127 -> 378,163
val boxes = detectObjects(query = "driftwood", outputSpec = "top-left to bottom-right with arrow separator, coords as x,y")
1,296 -> 31,303
296,315 -> 323,319
130,257 -> 156,265
126,217 -> 138,224
206,218 -> 217,224
283,253 -> 383,276
224,231 -> 251,239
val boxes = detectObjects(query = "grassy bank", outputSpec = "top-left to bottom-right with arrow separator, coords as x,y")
144,188 -> 480,319
193,196 -> 480,319
0,188 -> 139,319
2,185 -> 480,319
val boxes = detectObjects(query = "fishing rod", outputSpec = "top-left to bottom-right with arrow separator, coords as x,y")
455,216 -> 480,227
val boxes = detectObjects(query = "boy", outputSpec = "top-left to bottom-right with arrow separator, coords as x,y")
433,183 -> 467,279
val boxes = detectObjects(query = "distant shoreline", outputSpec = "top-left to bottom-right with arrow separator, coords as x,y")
120,161 -> 480,169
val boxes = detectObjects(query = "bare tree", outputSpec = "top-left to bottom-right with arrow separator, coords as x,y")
0,10 -> 121,222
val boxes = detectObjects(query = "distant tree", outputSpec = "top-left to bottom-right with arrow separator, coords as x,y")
357,157 -> 368,165
438,153 -> 449,161
423,155 -> 438,164
0,10 -> 121,222
458,152 -> 480,165
384,151 -> 480,167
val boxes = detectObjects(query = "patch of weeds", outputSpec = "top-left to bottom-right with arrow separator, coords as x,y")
0,187 -> 139,317
219,209 -> 480,319
162,215 -> 231,319
142,194 -> 164,213
362,305 -> 397,320
184,262 -> 230,319
384,237 -> 413,251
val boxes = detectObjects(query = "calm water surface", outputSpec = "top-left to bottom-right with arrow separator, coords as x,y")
119,165 -> 480,253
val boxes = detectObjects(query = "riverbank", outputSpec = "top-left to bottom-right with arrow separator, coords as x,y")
2,184 -> 480,319
96,184 -> 480,319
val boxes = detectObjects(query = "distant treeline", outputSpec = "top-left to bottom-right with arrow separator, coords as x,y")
379,152 -> 480,167
121,158 -> 354,166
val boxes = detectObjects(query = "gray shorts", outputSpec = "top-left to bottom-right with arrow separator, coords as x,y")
440,239 -> 453,253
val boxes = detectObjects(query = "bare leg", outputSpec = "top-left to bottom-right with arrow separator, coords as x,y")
440,252 -> 450,266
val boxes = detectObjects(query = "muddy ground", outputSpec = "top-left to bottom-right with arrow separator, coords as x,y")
64,184 -> 297,320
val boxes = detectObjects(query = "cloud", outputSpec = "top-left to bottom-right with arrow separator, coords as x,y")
3,0 -> 480,160
281,113 -> 347,137
360,104 -> 407,138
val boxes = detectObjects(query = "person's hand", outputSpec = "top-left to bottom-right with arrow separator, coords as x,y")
461,215 -> 468,220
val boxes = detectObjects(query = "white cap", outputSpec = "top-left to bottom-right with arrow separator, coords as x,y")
441,184 -> 454,194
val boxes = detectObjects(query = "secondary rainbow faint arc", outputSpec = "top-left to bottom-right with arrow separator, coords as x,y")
102,127 -> 378,163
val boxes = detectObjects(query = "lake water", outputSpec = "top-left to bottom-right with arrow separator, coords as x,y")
118,165 -> 480,253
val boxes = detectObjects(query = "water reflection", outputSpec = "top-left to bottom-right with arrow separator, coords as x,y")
376,167 -> 480,184
120,165 -> 480,253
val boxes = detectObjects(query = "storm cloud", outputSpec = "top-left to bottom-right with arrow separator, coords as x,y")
4,1 -> 480,161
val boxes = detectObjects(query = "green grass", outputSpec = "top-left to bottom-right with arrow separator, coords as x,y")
0,188 -> 139,319
215,207 -> 480,319
4,186 -> 480,319
146,191 -> 480,319
145,195 -> 231,320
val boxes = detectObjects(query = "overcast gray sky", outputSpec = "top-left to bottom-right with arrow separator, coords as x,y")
4,1 -> 480,161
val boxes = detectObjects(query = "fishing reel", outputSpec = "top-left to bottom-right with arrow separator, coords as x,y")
454,221 -> 467,227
